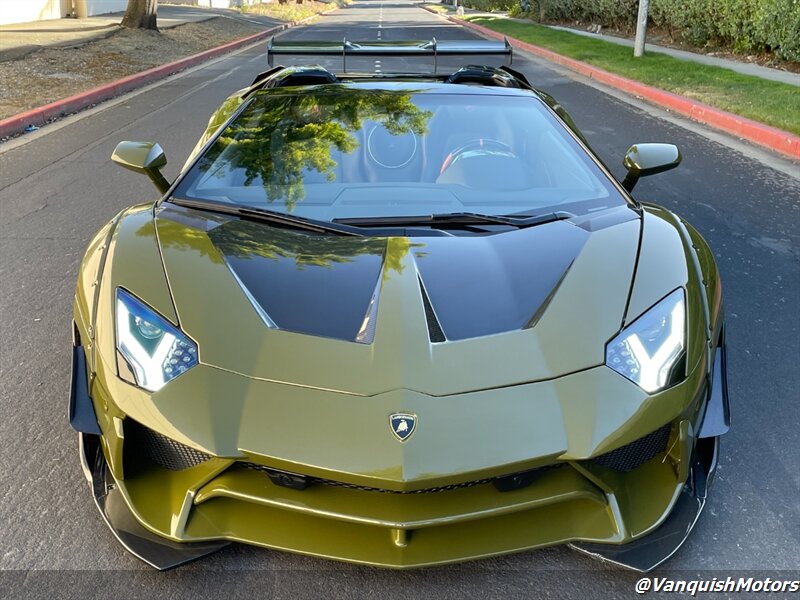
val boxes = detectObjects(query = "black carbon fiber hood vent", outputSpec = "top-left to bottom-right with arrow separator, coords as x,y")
208,218 -> 590,343
412,221 -> 588,340
209,221 -> 386,342
419,278 -> 446,342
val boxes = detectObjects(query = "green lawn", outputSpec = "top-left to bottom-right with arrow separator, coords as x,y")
466,16 -> 800,135
421,2 -> 450,13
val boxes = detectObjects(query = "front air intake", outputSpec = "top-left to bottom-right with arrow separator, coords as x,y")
238,462 -> 560,494
592,424 -> 672,472
124,419 -> 212,472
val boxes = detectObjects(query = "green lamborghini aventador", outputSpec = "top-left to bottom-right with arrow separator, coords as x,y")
70,39 -> 730,571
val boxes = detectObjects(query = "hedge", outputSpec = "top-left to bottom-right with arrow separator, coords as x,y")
454,0 -> 517,11
509,0 -> 800,61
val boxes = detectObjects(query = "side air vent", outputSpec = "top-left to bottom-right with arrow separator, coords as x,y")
592,424 -> 672,472
124,419 -> 212,473
419,278 -> 445,342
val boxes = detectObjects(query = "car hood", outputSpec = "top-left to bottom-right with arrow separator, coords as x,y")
155,204 -> 641,396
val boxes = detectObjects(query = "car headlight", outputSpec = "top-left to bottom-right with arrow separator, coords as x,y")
115,288 -> 198,392
605,288 -> 686,393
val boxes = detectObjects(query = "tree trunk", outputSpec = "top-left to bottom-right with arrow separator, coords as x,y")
633,0 -> 649,57
121,0 -> 159,31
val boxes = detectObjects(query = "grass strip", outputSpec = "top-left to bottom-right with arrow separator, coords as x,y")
466,16 -> 800,135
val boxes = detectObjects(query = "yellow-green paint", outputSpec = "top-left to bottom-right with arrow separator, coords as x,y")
73,192 -> 722,566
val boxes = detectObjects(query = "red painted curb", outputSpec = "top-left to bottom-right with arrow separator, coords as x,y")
0,7 -> 338,140
429,9 -> 800,160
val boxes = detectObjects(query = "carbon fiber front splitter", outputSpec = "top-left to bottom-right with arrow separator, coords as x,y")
79,433 -> 230,570
569,434 -> 720,572
569,338 -> 729,572
81,430 -> 719,572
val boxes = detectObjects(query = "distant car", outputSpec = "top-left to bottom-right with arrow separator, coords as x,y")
70,39 -> 730,571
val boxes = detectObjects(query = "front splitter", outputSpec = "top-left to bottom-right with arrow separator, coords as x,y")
569,435 -> 720,572
79,432 -> 719,571
79,433 -> 230,570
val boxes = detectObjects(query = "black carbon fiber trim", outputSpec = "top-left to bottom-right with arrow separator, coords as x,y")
592,424 -> 672,472
419,278 -> 445,343
239,463 -> 558,494
125,420 -> 212,471
317,475 -> 494,494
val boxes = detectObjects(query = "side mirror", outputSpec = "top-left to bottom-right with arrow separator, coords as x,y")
622,143 -> 681,192
111,141 -> 170,194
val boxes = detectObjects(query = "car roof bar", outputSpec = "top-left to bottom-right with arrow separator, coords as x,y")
266,37 -> 513,72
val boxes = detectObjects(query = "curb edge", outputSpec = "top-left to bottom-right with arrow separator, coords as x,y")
0,7 -> 338,140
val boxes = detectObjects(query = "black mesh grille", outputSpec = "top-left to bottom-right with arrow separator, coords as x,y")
125,420 -> 212,471
592,424 -> 672,472
239,463 -> 558,494
419,279 -> 445,342
316,475 -> 495,494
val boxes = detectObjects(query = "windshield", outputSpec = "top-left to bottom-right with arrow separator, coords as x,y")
172,88 -> 626,220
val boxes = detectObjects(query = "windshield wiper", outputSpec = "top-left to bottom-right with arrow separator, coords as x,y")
333,211 -> 574,229
170,198 -> 364,236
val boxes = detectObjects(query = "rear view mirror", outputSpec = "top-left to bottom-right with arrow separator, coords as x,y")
111,141 -> 170,194
622,143 -> 681,191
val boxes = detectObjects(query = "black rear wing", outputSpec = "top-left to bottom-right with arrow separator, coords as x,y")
266,37 -> 513,72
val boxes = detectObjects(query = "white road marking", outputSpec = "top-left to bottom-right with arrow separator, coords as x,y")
378,0 -> 384,71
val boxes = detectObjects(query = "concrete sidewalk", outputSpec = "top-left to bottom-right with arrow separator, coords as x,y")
0,4 -> 279,61
426,5 -> 800,86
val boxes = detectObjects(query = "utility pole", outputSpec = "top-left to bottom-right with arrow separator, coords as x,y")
633,0 -> 649,57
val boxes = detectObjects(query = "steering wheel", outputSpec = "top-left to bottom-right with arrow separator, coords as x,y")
439,138 -> 517,176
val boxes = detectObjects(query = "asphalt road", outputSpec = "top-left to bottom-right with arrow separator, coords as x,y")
1,1 -> 798,597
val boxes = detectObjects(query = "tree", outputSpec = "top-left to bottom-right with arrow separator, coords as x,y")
121,0 -> 158,31
634,0 -> 650,57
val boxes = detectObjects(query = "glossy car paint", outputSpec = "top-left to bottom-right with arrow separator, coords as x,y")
72,77 -> 726,570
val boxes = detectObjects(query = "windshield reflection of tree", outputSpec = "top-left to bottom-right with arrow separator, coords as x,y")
196,90 -> 432,210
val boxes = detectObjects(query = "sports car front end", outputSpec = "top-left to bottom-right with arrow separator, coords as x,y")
70,75 -> 729,571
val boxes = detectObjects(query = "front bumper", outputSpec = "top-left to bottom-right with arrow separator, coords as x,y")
71,341 -> 730,571
77,421 -> 717,571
